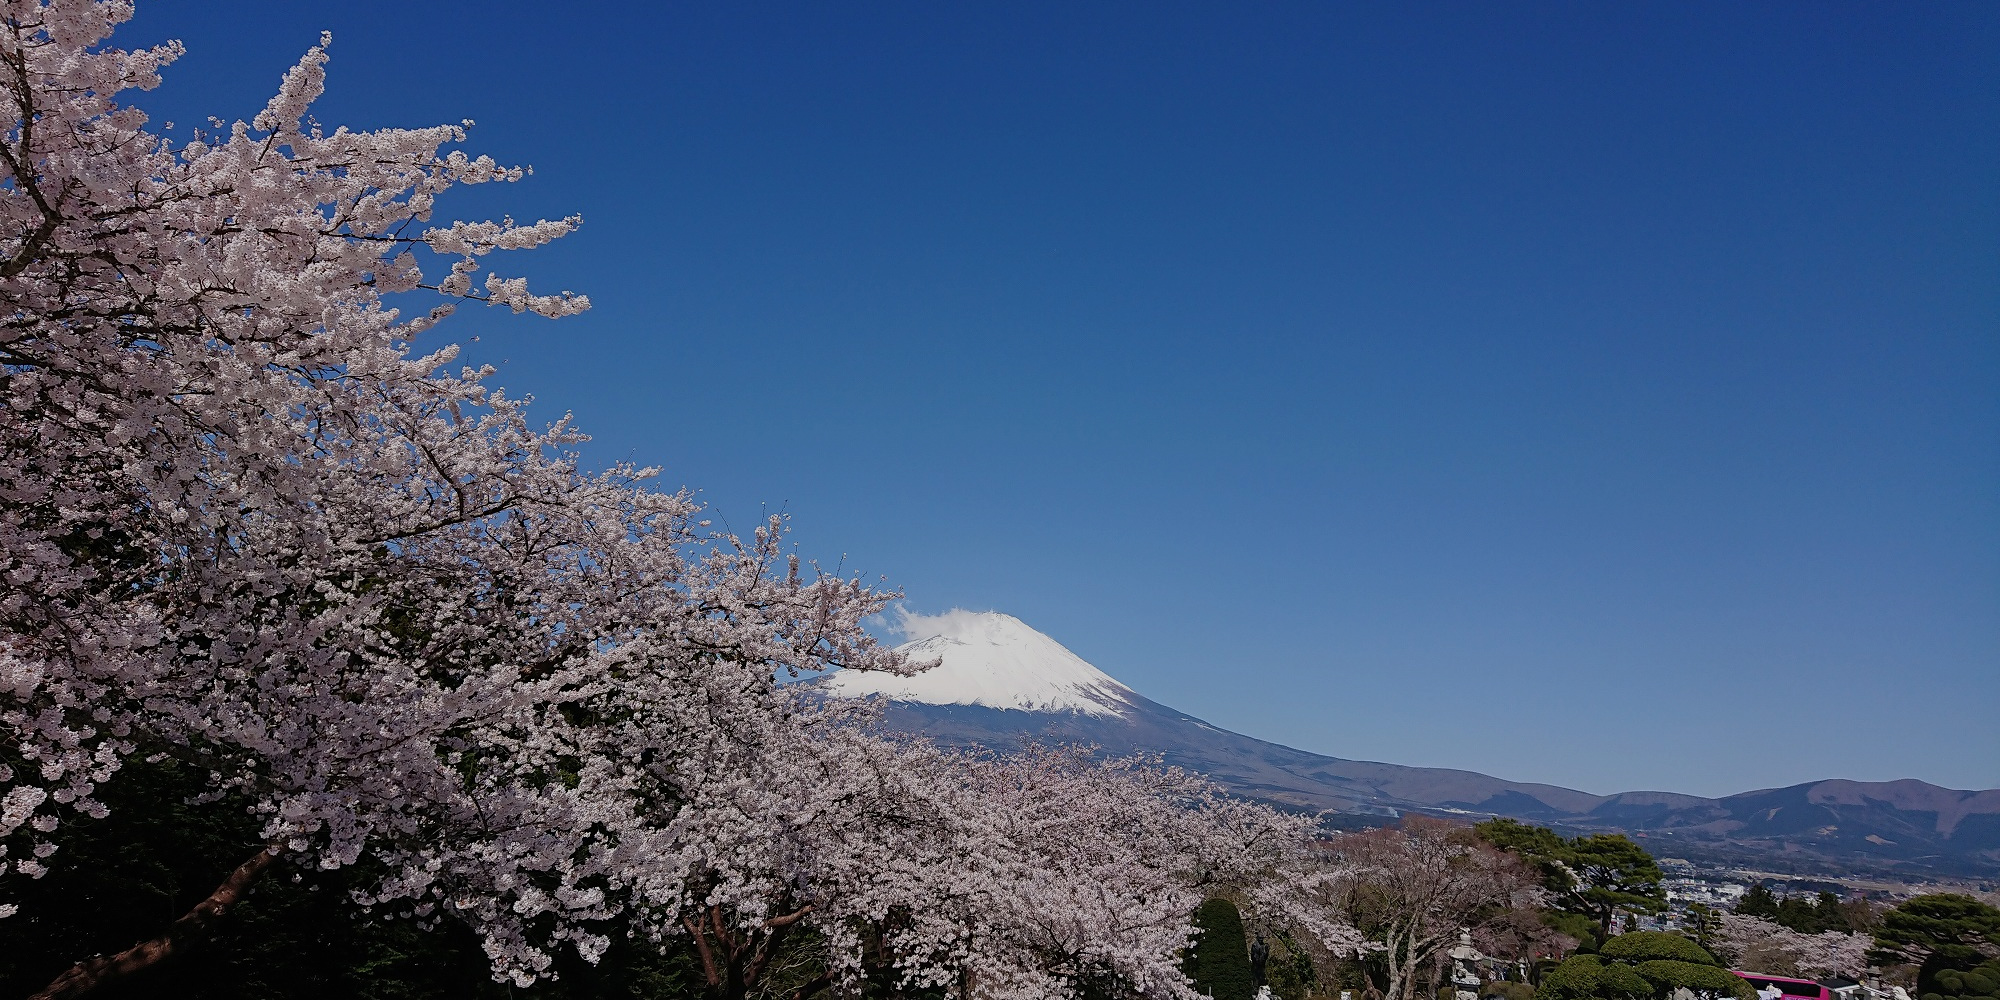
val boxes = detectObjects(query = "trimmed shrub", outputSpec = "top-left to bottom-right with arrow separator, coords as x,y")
1539,933 -> 1753,1000
1601,933 -> 1719,967
1536,955 -> 1606,1000
1926,960 -> 2000,1000
1633,960 -> 1754,1000
1599,964 -> 1657,999
1537,956 -> 1653,1000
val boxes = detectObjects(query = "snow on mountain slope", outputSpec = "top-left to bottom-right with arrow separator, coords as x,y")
823,610 -> 1134,716
826,610 -> 2000,879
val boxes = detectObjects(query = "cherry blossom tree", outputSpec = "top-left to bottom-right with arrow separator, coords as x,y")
1717,913 -> 1874,980
912,747 -> 1314,1000
0,6 -> 1329,1000
0,1 -> 906,993
1266,818 -> 1538,1000
638,726 -> 1313,1000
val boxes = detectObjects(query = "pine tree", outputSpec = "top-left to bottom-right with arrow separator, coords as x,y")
1737,886 -> 1781,921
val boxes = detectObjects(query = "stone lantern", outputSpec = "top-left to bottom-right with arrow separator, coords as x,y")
1447,929 -> 1486,1000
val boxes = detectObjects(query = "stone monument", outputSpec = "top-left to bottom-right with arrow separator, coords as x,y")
1447,929 -> 1486,1000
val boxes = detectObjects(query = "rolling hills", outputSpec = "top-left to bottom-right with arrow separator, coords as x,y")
824,611 -> 2000,880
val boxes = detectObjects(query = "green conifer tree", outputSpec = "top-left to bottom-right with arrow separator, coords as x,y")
1187,898 -> 1256,1000
1736,886 -> 1780,921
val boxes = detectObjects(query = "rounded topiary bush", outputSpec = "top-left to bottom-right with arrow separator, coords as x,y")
1600,932 -> 1720,967
1928,961 -> 2000,1000
1634,960 -> 1754,1000
1536,956 -> 1653,1000
1541,933 -> 1751,1000
1536,955 -> 1605,1000
1600,963 -> 1658,999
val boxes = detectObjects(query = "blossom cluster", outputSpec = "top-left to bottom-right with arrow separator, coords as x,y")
1716,913 -> 1873,980
0,3 -> 1328,996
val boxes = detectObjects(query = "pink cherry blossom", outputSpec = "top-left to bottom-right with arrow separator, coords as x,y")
1,5 -> 1332,996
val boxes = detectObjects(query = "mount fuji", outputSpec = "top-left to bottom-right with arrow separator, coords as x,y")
824,610 -> 1136,718
825,611 -> 2000,880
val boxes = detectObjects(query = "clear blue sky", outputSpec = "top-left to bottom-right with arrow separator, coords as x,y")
130,2 -> 1997,797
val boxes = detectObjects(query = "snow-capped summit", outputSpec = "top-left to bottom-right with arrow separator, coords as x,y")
825,611 -> 2000,878
824,610 -> 1134,717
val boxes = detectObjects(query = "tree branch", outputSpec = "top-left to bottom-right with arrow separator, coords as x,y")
684,912 -> 724,988
764,904 -> 814,930
29,845 -> 281,1000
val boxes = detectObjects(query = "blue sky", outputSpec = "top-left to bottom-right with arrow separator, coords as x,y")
130,2 -> 1996,797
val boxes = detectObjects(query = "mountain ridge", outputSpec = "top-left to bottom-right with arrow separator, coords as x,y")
831,612 -> 2000,879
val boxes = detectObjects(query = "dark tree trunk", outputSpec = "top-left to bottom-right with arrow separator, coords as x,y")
28,846 -> 278,1000
689,903 -> 815,1000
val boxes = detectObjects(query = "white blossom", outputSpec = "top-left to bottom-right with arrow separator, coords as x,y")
0,5 -> 1320,998
1716,913 -> 1872,980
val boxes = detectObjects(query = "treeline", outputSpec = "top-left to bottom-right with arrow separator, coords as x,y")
1170,819 -> 2000,1000
1734,886 -> 1877,937
7,749 -> 1999,1000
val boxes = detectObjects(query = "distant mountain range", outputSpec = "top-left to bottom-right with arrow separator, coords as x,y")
824,611 -> 2000,881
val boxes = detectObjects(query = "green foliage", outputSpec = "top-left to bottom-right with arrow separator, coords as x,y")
1565,837 -> 1667,922
1599,932 -> 1719,966
1740,885 -> 1880,936
1478,819 -> 1575,902
1632,961 -> 1752,1000
1922,959 -> 2000,1000
1873,894 -> 2000,958
1536,956 -> 1652,1000
1536,932 -> 1746,1000
1479,819 -> 1572,859
1187,898 -> 1256,1000
1475,820 -> 1665,940
1684,904 -> 1723,952
1599,964 -> 1662,1000
1773,895 -> 1824,934
1776,892 -> 1851,935
1535,956 -> 1606,1000
1737,886 -> 1781,921
0,755 -> 706,999
1805,892 -> 1850,934
1487,982 -> 1539,1000
1870,894 -> 2000,999
1545,911 -> 1603,951
1264,930 -> 1320,1000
